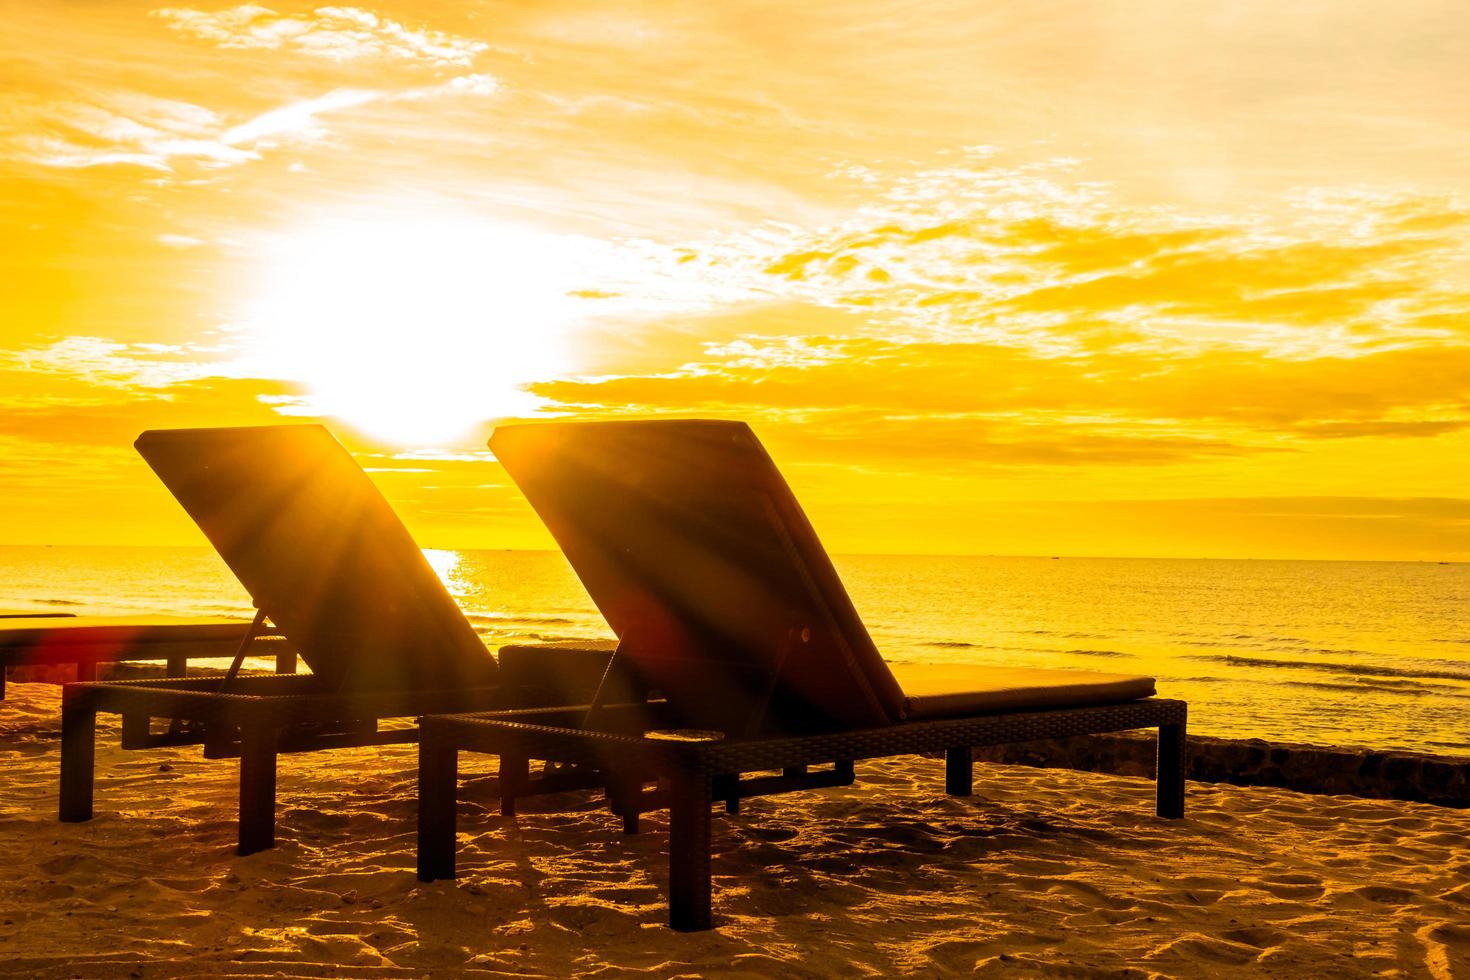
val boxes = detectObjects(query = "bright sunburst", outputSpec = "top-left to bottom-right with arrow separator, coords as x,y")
245,212 -> 583,446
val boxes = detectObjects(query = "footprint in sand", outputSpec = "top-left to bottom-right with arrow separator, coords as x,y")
1424,923 -> 1470,948
923,938 -> 991,972
37,854 -> 88,876
1350,884 -> 1419,905
1147,932 -> 1262,966
283,808 -> 352,830
587,885 -> 661,905
1417,922 -> 1470,980
1060,907 -> 1145,928
1180,888 -> 1226,906
1437,883 -> 1470,906
1038,877 -> 1133,911
543,901 -> 645,934
1257,874 -> 1326,900
925,936 -> 1076,973
744,825 -> 799,843
1221,925 -> 1288,948
29,882 -> 75,901
1169,874 -> 1238,907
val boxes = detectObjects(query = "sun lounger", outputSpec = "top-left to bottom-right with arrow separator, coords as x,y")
1,615 -> 296,701
59,425 -> 616,855
415,420 -> 1187,930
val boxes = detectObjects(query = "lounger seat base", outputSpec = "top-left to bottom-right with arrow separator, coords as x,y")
59,645 -> 618,856
416,696 -> 1187,931
0,616 -> 296,699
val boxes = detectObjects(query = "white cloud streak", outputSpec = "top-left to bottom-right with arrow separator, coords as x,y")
1,74 -> 499,173
3,337 -> 239,390
152,5 -> 488,67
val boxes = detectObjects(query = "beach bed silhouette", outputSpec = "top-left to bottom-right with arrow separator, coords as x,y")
58,425 -> 613,855
1,615 -> 296,701
416,419 -> 1188,930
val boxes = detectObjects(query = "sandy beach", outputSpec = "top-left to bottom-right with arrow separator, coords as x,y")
0,682 -> 1465,978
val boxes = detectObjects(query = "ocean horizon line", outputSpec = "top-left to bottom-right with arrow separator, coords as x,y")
0,542 -> 1461,565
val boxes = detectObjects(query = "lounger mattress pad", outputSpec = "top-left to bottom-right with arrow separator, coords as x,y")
888,662 -> 1156,719
0,616 -> 254,650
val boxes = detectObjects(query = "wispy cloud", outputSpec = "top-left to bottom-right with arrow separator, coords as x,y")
505,154 -> 1470,476
152,5 -> 488,66
644,154 -> 1470,361
1,74 -> 499,173
157,234 -> 207,249
4,94 -> 254,172
220,87 -> 382,145
3,337 -> 240,391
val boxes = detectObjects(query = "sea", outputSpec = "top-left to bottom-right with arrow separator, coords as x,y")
2,546 -> 1466,756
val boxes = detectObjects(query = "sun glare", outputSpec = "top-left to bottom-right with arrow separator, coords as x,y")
245,213 -> 583,446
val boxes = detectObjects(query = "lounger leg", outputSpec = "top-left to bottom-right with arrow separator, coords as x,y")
714,774 -> 739,815
668,771 -> 713,932
0,663 -> 7,700
1157,720 -> 1187,819
417,730 -> 458,881
614,771 -> 643,835
945,746 -> 973,796
121,712 -> 150,748
500,752 -> 528,817
237,723 -> 278,855
276,647 -> 298,675
59,693 -> 96,823
166,654 -> 187,678
604,769 -> 641,832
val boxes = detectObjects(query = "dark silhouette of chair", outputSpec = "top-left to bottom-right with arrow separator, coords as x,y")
416,420 -> 1186,930
1,616 -> 296,701
59,425 -> 613,855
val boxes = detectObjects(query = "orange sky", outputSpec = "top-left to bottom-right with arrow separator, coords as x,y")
1,1 -> 1467,559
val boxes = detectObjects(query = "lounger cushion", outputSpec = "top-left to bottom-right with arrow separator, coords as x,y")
889,662 -> 1155,720
0,616 -> 255,650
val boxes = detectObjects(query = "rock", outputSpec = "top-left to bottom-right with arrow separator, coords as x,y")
972,732 -> 1470,808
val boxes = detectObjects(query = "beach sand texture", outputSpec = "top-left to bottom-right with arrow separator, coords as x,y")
2,682 -> 1468,979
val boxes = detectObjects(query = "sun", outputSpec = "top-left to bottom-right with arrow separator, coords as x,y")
244,212 -> 583,446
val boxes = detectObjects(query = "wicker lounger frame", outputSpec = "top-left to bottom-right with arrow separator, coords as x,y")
58,667 -> 601,856
0,636 -> 296,701
415,696 -> 1188,931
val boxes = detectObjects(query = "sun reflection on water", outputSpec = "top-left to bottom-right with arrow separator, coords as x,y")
421,548 -> 465,596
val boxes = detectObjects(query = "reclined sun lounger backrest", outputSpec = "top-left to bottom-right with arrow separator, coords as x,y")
490,420 -> 906,734
135,425 -> 495,693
